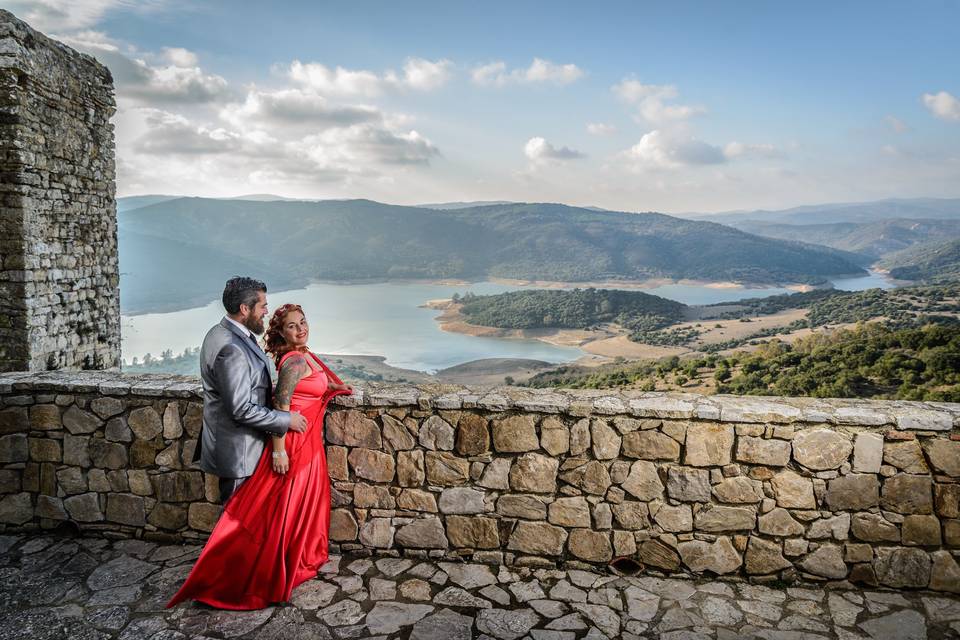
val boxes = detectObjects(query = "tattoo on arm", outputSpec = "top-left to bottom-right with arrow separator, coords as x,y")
274,354 -> 310,410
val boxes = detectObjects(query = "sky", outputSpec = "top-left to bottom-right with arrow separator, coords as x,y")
8,0 -> 960,213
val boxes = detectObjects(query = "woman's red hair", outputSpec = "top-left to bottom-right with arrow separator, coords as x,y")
264,303 -> 306,368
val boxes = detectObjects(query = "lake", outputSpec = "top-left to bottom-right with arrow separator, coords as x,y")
121,272 -> 896,373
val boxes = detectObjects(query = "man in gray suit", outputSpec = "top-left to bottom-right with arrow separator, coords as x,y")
194,276 -> 308,501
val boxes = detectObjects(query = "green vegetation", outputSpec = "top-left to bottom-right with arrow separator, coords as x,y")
883,239 -> 960,283
123,348 -> 200,375
529,323 -> 960,401
456,288 -> 686,332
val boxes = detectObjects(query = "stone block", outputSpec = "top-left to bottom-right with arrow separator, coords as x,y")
28,437 -> 60,462
89,439 -> 127,469
438,487 -> 485,514
424,451 -> 469,486
418,415 -> 455,451
326,446 -> 349,480
497,494 -> 547,520
326,410 -> 382,448
639,539 -> 680,571
548,496 -> 591,527
491,415 -> 539,452
56,467 -> 86,495
455,413 -> 489,456
568,529 -> 612,563
882,474 -> 933,514
446,515 -> 500,549
712,476 -> 763,503
611,501 -> 649,530
825,473 -> 880,511
381,414 -> 416,451
509,453 -> 558,493
129,407 -> 162,440
771,470 -> 815,509
678,536 -> 742,574
539,416 -> 569,456
151,471 -> 204,502
851,512 -> 900,542
148,503 -> 187,530
792,428 -> 852,470
853,432 -> 883,473
29,404 -> 61,430
935,484 -> 960,518
0,407 -> 28,434
398,449 -> 426,486
330,509 -> 358,541
590,419 -> 621,460
622,430 -> 680,460
106,493 -> 145,526
348,447 -> 395,483
104,417 -> 131,442
694,505 -> 756,532
883,440 -> 929,474
355,483 -> 396,509
684,423 -> 734,467
507,521 -> 567,556
874,547 -> 932,588
396,517 -> 448,549
63,492 -> 103,522
621,460 -> 664,501
666,466 -> 709,502
559,460 -> 611,496
901,514 -> 942,546
90,397 -> 124,419
0,492 -> 33,524
745,537 -> 791,575
188,502 -> 222,532
923,439 -> 960,477
800,543 -> 847,579
736,436 -> 791,466
397,489 -> 438,512
0,433 -> 27,463
35,495 -> 67,520
653,503 -> 692,532
360,518 -> 396,548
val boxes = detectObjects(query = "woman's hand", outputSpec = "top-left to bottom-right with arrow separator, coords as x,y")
333,383 -> 354,394
272,450 -> 289,475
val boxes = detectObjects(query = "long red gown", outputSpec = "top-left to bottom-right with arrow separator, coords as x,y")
167,350 -> 350,610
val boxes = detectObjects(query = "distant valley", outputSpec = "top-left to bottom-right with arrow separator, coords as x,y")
118,197 -> 867,315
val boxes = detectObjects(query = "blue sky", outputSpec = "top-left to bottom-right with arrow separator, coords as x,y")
10,0 -> 960,212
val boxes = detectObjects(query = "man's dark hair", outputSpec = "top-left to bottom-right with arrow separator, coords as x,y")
222,276 -> 267,314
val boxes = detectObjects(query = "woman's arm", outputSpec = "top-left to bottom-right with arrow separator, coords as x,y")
271,353 -> 311,474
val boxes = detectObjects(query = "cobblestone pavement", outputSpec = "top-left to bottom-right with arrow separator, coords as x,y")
1,534 -> 958,640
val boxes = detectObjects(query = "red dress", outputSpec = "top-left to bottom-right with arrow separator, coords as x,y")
167,351 -> 350,610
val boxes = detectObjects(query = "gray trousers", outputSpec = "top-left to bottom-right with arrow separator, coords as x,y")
218,476 -> 249,503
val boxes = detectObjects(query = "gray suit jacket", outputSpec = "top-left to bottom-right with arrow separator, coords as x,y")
196,318 -> 290,478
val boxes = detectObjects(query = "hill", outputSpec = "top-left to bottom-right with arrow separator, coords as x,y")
119,197 -> 866,314
723,218 -> 960,261
882,239 -> 960,283
691,197 -> 960,226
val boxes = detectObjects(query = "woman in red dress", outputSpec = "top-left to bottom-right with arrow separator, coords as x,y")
167,304 -> 353,610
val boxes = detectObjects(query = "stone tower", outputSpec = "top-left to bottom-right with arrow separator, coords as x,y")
0,10 -> 120,371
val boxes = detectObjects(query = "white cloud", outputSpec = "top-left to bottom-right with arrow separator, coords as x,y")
586,122 -> 616,136
288,57 -> 452,97
397,57 -> 453,90
621,130 -> 725,170
885,115 -> 909,133
612,77 -> 705,125
56,32 -> 231,104
220,88 -> 381,130
471,58 -> 584,87
6,0 -> 127,31
922,91 -> 960,122
723,141 -> 780,159
524,137 -> 586,163
133,109 -> 242,155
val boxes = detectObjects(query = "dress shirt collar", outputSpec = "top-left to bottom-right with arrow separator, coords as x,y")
224,315 -> 253,340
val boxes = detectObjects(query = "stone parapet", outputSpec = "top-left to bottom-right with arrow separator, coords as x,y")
1,371 -> 958,593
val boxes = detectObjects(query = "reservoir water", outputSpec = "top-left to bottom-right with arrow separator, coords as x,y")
121,272 -> 896,373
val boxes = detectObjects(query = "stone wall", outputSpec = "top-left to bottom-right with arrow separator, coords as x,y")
0,10 -> 120,372
2,372 -> 959,593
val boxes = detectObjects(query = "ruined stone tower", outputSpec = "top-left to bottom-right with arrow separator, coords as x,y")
0,10 -> 120,371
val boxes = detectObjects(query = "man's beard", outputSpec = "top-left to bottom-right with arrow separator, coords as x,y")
244,314 -> 265,335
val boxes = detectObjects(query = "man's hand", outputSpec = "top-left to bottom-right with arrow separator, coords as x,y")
289,411 -> 308,433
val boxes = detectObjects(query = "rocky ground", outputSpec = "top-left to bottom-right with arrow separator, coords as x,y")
1,534 -> 958,639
